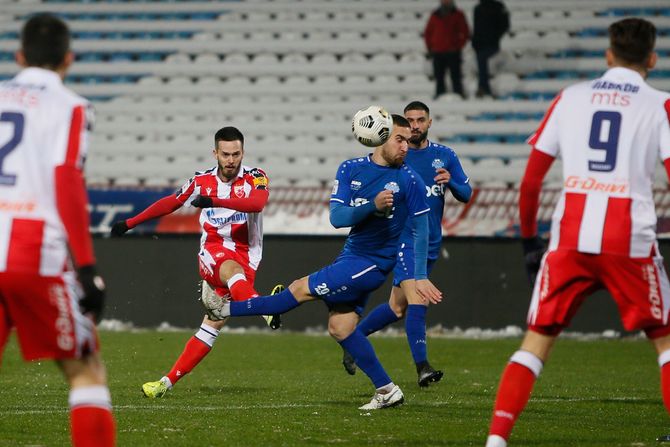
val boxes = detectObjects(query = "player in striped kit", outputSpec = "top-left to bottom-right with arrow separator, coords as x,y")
486,18 -> 670,446
110,126 -> 280,398
341,101 -> 472,386
0,14 -> 115,446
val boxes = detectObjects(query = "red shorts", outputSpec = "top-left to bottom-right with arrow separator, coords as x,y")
0,272 -> 99,361
198,245 -> 256,301
528,248 -> 670,339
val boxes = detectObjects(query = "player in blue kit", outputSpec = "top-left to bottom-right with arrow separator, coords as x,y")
213,114 -> 442,409
342,101 -> 472,386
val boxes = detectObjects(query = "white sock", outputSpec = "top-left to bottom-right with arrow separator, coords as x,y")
227,273 -> 246,288
69,385 -> 112,410
376,382 -> 395,394
159,376 -> 173,389
485,434 -> 507,447
194,323 -> 220,348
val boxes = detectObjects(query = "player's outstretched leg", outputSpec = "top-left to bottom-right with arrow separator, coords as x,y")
142,323 -> 221,398
486,350 -> 543,447
654,337 -> 670,442
261,284 -> 284,330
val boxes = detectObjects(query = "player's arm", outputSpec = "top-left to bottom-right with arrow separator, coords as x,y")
328,161 -> 378,228
55,104 -> 105,321
405,170 -> 442,303
110,194 -> 183,236
191,168 -> 270,212
438,153 -> 472,203
519,148 -> 555,283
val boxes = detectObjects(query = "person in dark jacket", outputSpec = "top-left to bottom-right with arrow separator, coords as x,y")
424,0 -> 470,99
472,0 -> 510,98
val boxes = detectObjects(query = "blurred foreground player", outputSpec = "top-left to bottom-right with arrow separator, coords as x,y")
110,127 -> 281,398
0,14 -> 115,446
486,18 -> 670,446
342,101 -> 472,386
212,115 -> 443,409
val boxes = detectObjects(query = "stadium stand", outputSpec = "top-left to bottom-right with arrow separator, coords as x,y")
1,0 -> 669,234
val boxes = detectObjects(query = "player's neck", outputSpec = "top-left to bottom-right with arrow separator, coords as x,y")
409,138 -> 429,150
370,151 -> 391,167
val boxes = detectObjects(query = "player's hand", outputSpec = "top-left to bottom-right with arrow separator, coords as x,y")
191,195 -> 214,208
416,279 -> 442,304
77,265 -> 106,323
374,190 -> 394,212
434,168 -> 451,185
522,236 -> 546,286
110,220 -> 129,237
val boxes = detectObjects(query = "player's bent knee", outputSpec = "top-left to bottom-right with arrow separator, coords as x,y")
288,277 -> 311,301
388,299 -> 407,318
59,355 -> 107,387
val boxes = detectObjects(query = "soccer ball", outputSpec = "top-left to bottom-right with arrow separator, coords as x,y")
351,105 -> 393,147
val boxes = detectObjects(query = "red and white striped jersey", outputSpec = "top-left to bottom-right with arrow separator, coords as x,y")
529,67 -> 670,257
176,165 -> 268,270
0,68 -> 92,275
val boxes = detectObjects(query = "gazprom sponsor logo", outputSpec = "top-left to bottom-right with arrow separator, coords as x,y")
206,210 -> 247,225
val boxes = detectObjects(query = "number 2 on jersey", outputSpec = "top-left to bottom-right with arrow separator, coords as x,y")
0,112 -> 25,186
588,111 -> 621,172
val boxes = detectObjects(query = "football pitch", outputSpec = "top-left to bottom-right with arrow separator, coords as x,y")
0,330 -> 667,446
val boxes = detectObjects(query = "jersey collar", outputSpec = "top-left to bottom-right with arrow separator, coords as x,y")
14,67 -> 64,87
602,66 -> 645,84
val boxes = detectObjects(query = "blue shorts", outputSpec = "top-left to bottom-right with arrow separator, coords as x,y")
308,254 -> 388,315
392,242 -> 438,287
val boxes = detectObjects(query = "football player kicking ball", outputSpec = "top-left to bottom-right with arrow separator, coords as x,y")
110,126 -> 281,398
486,18 -> 670,446
211,114 -> 442,409
342,101 -> 472,386
0,14 -> 115,446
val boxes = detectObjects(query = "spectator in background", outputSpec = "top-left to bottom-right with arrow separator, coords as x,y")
472,0 -> 510,98
424,0 -> 470,100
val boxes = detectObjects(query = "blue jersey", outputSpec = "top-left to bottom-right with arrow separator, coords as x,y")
330,155 -> 429,273
398,141 -> 471,259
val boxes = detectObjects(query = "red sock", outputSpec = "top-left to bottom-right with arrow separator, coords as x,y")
489,352 -> 541,441
659,351 -> 670,415
69,386 -> 115,447
166,326 -> 218,385
227,273 -> 258,301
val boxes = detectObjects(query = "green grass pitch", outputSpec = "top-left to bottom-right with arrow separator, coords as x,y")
0,331 -> 667,446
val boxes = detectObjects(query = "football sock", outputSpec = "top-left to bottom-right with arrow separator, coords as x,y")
229,288 -> 299,316
357,303 -> 400,336
166,324 -> 219,385
658,349 -> 670,415
227,273 -> 259,301
488,350 -> 543,444
69,385 -> 115,447
405,304 -> 428,364
339,329 -> 392,389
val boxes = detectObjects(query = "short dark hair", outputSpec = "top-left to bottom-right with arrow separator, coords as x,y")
214,126 -> 244,148
21,14 -> 70,68
392,114 -> 410,128
608,18 -> 656,66
404,101 -> 430,115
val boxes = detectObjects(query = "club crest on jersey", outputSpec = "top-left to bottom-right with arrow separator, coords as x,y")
432,158 -> 445,169
233,184 -> 245,198
384,182 -> 400,193
350,180 -> 362,190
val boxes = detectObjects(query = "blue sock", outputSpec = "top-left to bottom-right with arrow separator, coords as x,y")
230,289 -> 299,316
358,303 -> 401,336
339,329 -> 391,388
405,304 -> 428,365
